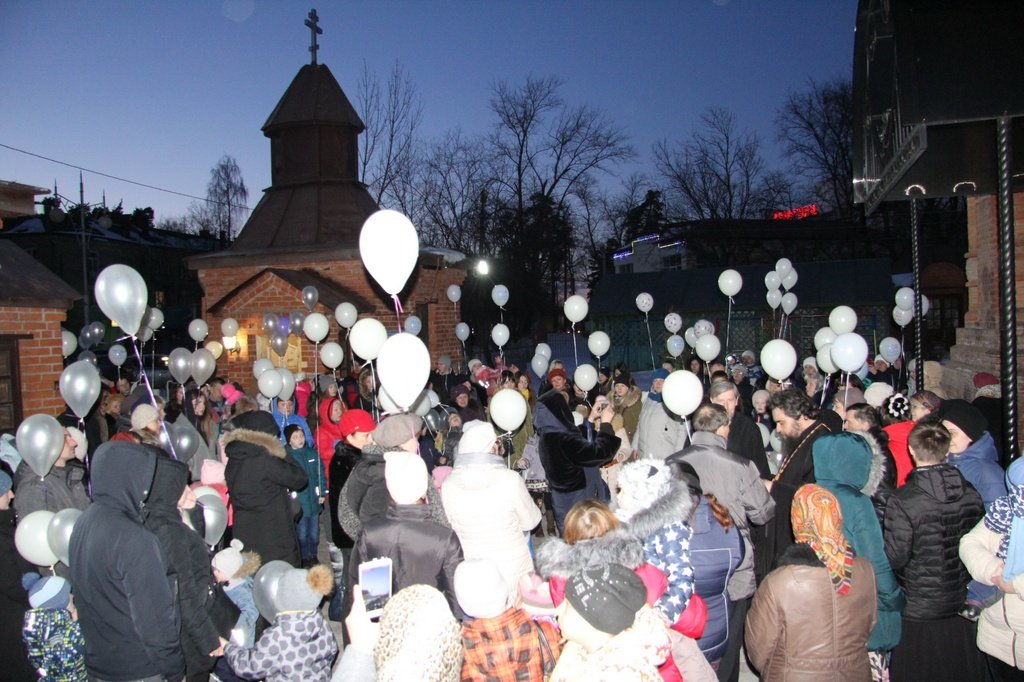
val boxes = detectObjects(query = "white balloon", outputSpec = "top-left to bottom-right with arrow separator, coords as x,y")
491,285 -> 510,308
359,209 -> 419,296
491,323 -> 510,348
921,294 -> 931,317
662,370 -> 703,418
764,271 -> 781,290
377,386 -> 401,414
683,327 -> 698,348
766,289 -> 782,310
573,364 -> 598,392
760,339 -> 797,382
204,341 -> 223,360
490,388 -> 528,432
894,287 -> 915,311
718,269 -> 742,297
61,329 -> 77,358
426,389 -> 440,408
781,292 -> 798,315
775,257 -> 793,277
530,354 -> 549,378
830,332 -> 869,373
666,334 -> 685,358
145,307 -> 164,331
535,343 -> 552,359
60,361 -> 101,419
404,315 -> 422,336
693,319 -> 714,338
411,390 -> 433,417
781,269 -> 798,291
320,342 -> 344,369
696,334 -> 721,362
190,348 -> 216,385
188,319 -> 209,343
664,313 -> 682,334
455,322 -> 470,342
564,295 -> 589,323
587,331 -> 610,357
813,327 -> 838,351
277,368 -> 295,401
302,312 -> 330,343
350,318 -> 388,362
892,306 -> 913,328
879,337 -> 902,364
221,317 -> 239,337
108,344 -> 127,367
377,332 -> 431,409
94,264 -> 148,337
816,343 -> 838,374
635,292 -> 654,313
335,303 -> 358,329
15,510 -> 58,567
257,369 -> 283,398
253,358 -> 274,379
446,284 -> 462,304
829,306 -> 858,335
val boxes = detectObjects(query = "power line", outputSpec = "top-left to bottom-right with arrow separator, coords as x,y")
0,142 -> 253,211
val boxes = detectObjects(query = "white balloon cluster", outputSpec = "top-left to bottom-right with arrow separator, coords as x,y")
892,287 -> 929,328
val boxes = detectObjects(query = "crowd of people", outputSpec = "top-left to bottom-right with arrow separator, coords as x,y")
0,345 -> 1018,682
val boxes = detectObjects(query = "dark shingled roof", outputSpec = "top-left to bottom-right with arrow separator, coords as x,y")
206,268 -> 374,314
589,258 -> 893,317
263,64 -> 364,132
0,240 -> 80,309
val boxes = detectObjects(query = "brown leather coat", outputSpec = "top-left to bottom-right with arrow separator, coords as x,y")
746,544 -> 877,681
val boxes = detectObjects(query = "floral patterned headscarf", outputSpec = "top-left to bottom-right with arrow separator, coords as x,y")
791,484 -> 855,595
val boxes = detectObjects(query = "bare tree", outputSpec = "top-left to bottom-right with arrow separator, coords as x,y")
205,155 -> 249,239
775,78 -> 854,217
357,61 -> 423,209
418,130 -> 492,250
654,107 -> 788,220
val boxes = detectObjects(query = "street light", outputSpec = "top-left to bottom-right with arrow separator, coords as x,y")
47,173 -> 110,326
476,259 -> 489,276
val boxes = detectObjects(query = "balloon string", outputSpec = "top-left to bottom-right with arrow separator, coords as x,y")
461,340 -> 467,373
130,336 -> 178,460
369,362 -> 380,422
571,323 -> 578,367
725,297 -> 733,357
391,295 -> 403,333
644,314 -> 655,370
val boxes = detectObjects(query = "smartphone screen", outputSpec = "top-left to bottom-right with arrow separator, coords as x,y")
358,558 -> 393,619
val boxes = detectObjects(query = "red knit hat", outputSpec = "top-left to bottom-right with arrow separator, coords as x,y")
339,409 -> 376,438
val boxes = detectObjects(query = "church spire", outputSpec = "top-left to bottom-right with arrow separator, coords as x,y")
305,9 -> 322,66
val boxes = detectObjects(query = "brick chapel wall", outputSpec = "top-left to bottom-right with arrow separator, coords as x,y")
196,257 -> 465,393
946,191 -> 1024,438
0,305 -> 70,418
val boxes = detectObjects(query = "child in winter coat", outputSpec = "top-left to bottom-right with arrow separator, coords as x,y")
224,564 -> 338,681
21,572 -> 86,681
212,539 -> 262,648
285,424 -> 327,565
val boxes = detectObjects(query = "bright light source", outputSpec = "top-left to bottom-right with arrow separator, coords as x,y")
476,260 -> 489,276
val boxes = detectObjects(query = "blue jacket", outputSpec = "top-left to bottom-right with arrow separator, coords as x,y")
270,399 -> 314,446
814,432 -> 904,652
948,432 -> 1006,509
689,496 -> 742,663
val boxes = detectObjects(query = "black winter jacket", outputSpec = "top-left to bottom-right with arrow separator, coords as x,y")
0,507 -> 35,681
144,457 -> 221,677
69,443 -> 185,682
883,463 -> 984,620
728,412 -> 771,479
347,503 -> 464,618
224,427 -> 308,567
329,441 -> 360,548
534,391 -> 619,493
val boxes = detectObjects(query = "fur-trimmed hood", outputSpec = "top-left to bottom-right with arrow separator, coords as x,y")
612,385 -> 642,410
812,430 -> 886,497
235,550 -> 262,580
853,429 -> 888,497
222,427 -> 287,459
534,529 -> 645,579
620,480 -> 694,541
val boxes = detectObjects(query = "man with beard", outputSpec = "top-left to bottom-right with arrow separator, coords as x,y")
710,381 -> 771,479
756,389 -> 833,581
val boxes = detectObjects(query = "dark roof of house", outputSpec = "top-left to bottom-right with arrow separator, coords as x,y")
589,258 -> 893,317
0,240 -> 80,308
262,63 -> 364,132
206,267 -> 374,314
1,216 -> 224,252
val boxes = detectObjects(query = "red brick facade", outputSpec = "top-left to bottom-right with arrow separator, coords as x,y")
946,191 -> 1023,437
196,257 -> 465,392
0,305 -> 70,418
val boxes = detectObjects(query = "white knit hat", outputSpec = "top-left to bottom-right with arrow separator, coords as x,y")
456,421 -> 498,455
455,560 -> 508,619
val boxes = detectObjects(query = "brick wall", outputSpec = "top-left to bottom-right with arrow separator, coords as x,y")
946,191 -> 1023,436
0,305 -> 69,417
196,257 -> 466,391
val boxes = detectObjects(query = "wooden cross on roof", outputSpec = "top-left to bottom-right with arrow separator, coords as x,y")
305,9 -> 323,65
